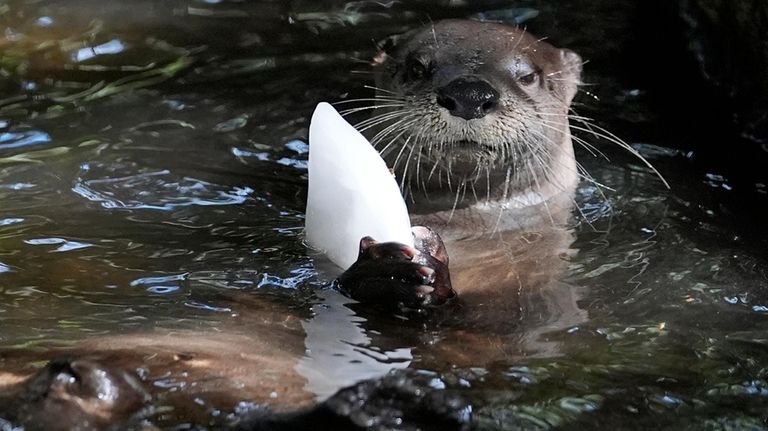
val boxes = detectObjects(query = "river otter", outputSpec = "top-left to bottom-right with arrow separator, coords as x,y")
0,358 -> 150,431
0,356 -> 469,431
0,19 -> 589,429
0,295 -> 315,429
337,20 -> 586,346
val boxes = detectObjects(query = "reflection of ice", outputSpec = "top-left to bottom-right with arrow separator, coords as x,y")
297,289 -> 411,401
72,165 -> 253,210
24,237 -> 92,252
0,262 -> 11,273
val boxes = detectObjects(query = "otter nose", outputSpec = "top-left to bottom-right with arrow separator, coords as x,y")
436,78 -> 500,120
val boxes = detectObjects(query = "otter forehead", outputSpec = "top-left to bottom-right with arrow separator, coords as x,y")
394,20 -> 564,81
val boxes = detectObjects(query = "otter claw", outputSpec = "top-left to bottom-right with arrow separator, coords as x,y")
416,285 -> 435,296
400,245 -> 418,260
418,266 -> 435,283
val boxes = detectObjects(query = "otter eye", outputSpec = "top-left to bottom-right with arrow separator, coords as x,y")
518,72 -> 538,86
405,57 -> 431,81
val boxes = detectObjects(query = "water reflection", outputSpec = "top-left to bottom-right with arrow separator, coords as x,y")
71,38 -> 127,63
0,218 -> 24,226
72,163 -> 254,210
0,183 -> 34,190
297,289 -> 412,400
130,272 -> 189,294
0,129 -> 51,150
23,237 -> 93,252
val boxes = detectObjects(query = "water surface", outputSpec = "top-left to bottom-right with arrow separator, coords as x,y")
1,1 -> 767,429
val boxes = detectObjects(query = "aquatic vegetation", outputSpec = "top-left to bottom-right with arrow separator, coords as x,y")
0,18 -> 193,117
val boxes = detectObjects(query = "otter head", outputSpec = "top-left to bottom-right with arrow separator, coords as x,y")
372,20 -> 582,203
6,358 -> 150,430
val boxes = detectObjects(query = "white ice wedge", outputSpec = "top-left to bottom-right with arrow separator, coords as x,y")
305,102 -> 413,270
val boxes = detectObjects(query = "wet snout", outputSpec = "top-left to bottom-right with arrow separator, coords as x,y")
436,77 -> 500,120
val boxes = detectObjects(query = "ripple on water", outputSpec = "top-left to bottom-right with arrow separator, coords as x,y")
276,157 -> 308,170
0,129 -> 51,151
285,139 -> 309,154
257,267 -> 316,290
72,162 -> 253,210
0,183 -> 35,191
24,237 -> 93,252
130,272 -> 188,294
183,301 -> 232,313
231,142 -> 309,171
0,218 -> 24,227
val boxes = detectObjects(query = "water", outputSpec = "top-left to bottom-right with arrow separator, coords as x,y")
1,0 -> 768,429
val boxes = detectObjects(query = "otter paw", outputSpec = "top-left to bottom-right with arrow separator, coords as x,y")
336,231 -> 454,311
321,369 -> 471,430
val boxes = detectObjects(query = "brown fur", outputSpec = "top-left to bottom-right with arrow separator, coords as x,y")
366,20 -> 587,361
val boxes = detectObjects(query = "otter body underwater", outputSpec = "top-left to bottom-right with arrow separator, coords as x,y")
0,355 -> 470,431
337,19 -> 590,358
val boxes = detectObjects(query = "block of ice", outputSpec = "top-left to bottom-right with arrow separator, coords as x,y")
305,102 -> 413,269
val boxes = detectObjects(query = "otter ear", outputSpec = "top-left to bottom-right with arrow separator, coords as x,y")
372,30 -> 418,65
376,33 -> 401,55
559,48 -> 582,105
372,34 -> 400,66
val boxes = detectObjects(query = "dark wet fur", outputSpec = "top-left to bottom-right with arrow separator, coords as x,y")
237,369 -> 471,431
337,228 -> 455,311
0,358 -> 150,431
3,359 -> 470,431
